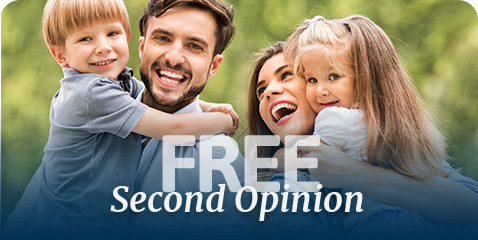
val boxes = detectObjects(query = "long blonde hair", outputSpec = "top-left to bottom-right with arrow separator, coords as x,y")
288,15 -> 447,179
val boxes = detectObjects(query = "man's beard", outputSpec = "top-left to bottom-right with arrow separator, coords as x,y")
140,62 -> 208,109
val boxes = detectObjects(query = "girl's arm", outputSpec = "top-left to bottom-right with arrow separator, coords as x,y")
198,100 -> 239,133
132,107 -> 234,139
300,143 -> 478,223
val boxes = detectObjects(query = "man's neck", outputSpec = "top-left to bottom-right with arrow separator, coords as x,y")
141,90 -> 196,114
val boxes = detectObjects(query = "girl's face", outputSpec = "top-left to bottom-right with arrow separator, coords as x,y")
302,49 -> 355,113
257,53 -> 316,141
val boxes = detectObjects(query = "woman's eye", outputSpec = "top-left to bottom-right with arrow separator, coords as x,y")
307,78 -> 318,84
329,74 -> 341,80
256,87 -> 266,98
281,71 -> 293,81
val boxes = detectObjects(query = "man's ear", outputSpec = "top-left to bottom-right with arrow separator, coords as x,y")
138,36 -> 145,58
49,45 -> 68,68
208,54 -> 223,78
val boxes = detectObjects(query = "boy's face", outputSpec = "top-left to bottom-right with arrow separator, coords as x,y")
51,21 -> 130,80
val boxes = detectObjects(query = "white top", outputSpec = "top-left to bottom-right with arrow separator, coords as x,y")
314,106 -> 367,161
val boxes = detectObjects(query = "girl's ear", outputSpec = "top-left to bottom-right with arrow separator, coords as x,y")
49,45 -> 69,68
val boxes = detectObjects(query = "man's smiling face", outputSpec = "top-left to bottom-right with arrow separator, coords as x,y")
139,7 -> 223,112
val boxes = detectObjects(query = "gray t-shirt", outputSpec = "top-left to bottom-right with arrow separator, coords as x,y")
34,67 -> 147,232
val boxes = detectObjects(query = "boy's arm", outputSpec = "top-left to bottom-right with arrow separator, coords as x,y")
199,100 -> 239,133
132,107 -> 234,140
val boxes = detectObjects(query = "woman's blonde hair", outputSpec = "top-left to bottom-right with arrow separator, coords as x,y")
42,0 -> 131,48
288,15 -> 447,179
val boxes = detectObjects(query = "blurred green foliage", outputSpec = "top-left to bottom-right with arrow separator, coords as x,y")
2,0 -> 478,225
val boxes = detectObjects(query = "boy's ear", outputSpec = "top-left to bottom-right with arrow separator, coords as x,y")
49,46 -> 69,68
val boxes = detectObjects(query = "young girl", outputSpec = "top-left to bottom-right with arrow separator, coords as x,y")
288,15 -> 473,233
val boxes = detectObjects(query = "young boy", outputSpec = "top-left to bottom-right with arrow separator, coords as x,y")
10,0 -> 236,235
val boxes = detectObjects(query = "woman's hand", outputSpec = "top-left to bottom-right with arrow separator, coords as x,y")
298,143 -> 366,189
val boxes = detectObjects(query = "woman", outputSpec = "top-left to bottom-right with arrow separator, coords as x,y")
246,41 -> 478,235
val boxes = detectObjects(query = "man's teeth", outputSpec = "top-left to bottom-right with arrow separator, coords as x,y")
160,70 -> 185,80
93,60 -> 114,66
271,103 -> 297,121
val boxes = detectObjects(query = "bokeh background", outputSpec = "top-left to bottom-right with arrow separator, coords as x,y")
2,0 -> 478,226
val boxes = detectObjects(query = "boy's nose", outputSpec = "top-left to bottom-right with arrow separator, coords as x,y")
95,39 -> 112,55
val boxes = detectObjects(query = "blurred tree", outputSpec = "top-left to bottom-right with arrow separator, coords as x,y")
2,0 -> 478,225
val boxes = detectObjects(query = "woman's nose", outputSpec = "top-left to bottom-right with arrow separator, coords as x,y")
264,80 -> 283,99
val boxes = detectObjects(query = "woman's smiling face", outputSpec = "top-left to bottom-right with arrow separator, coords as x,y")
256,53 -> 316,141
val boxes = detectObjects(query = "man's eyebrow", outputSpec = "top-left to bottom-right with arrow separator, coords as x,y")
149,28 -> 171,37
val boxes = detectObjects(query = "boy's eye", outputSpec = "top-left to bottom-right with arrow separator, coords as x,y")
307,78 -> 318,84
108,32 -> 119,37
329,74 -> 341,80
79,37 -> 92,42
281,71 -> 293,81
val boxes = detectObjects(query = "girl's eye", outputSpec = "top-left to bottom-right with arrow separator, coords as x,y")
307,78 -> 318,84
329,73 -> 341,80
281,71 -> 293,81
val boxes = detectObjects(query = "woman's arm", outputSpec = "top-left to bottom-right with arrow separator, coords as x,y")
300,143 -> 478,223
132,107 -> 234,139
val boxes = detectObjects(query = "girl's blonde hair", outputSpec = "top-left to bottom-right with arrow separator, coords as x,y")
287,15 -> 447,179
42,0 -> 131,48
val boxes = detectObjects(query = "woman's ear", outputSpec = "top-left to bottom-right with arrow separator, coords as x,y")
49,45 -> 69,68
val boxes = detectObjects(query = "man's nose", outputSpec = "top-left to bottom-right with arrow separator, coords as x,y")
164,41 -> 186,66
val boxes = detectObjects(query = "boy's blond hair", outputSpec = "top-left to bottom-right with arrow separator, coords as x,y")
42,0 -> 131,48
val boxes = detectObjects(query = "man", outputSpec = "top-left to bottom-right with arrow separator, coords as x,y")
129,0 -> 250,236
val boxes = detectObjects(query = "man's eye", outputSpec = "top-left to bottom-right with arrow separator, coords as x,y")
188,43 -> 203,51
308,78 -> 318,84
156,36 -> 170,42
281,71 -> 293,81
329,74 -> 341,80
